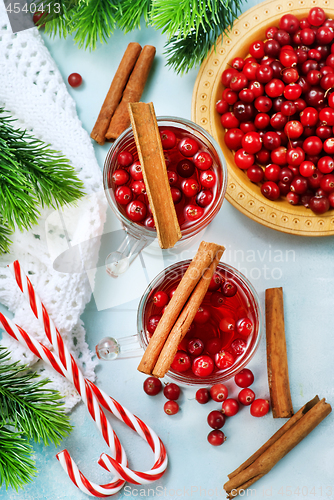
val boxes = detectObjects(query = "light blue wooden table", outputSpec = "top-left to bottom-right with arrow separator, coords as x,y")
1,1 -> 334,499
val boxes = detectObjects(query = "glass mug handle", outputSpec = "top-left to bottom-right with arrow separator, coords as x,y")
96,335 -> 143,360
105,230 -> 151,277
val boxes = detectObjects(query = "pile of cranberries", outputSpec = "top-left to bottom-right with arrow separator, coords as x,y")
196,369 -> 270,446
217,7 -> 334,214
111,128 -> 218,227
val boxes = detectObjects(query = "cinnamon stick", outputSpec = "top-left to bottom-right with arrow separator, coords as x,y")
266,287 -> 294,418
152,246 -> 225,378
128,101 -> 181,249
224,396 -> 331,498
91,42 -> 142,145
105,45 -> 156,140
137,241 -> 224,375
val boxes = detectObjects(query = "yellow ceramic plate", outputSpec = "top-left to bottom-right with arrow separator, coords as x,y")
192,0 -> 334,236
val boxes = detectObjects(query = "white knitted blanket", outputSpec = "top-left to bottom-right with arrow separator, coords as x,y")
0,5 -> 106,411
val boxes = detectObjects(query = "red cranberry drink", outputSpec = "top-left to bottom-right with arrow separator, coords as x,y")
137,260 -> 262,386
104,117 -> 227,244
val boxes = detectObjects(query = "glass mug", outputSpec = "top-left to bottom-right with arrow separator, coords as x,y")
103,117 -> 228,277
96,260 -> 263,386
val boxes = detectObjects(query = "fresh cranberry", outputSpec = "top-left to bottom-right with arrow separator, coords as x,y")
209,291 -> 225,308
266,26 -> 278,39
129,161 -> 143,180
163,383 -> 181,400
159,130 -> 176,149
171,351 -> 191,372
309,195 -> 330,214
184,204 -> 204,221
254,113 -> 270,129
206,338 -> 222,355
187,338 -> 204,356
232,57 -> 245,70
216,99 -> 229,114
167,170 -> 178,186
143,377 -> 162,396
234,149 -> 255,169
164,400 -> 179,415
192,355 -> 214,377
219,317 -> 235,334
318,156 -> 334,174
279,14 -> 300,34
235,368 -> 254,388
126,200 -> 147,222
279,167 -> 294,184
265,79 -> 285,98
303,136 -> 323,156
112,169 -> 130,185
215,350 -> 235,370
265,164 -> 280,182
144,217 -> 155,229
117,151 -> 133,167
68,72 -> 83,88
239,88 -> 255,103
182,178 -> 200,197
221,280 -> 237,296
299,161 -> 316,177
196,388 -> 210,404
256,148 -> 270,164
274,30 -> 291,46
171,187 -> 182,204
320,174 -> 334,192
247,166 -> 264,183
286,192 -> 299,204
196,190 -> 213,207
177,159 -> 195,178
153,290 -> 169,308
178,137 -> 199,157
208,272 -> 222,291
231,338 -> 247,356
261,181 -> 280,200
207,410 -> 225,429
147,315 -> 161,334
222,398 -> 239,416
230,73 -> 249,92
194,305 -> 211,324
236,318 -> 254,336
223,88 -> 238,105
193,151 -> 213,170
250,399 -> 270,417
224,128 -> 244,150
115,185 -> 132,205
221,68 -> 239,86
238,388 -> 256,406
207,430 -> 226,446
200,170 -> 216,189
210,383 -> 228,402
241,132 -> 262,154
243,62 -> 259,80
131,180 -> 146,195
308,7 -> 326,27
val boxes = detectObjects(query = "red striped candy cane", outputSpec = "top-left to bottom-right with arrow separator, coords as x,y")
0,312 -> 125,497
8,261 -> 168,490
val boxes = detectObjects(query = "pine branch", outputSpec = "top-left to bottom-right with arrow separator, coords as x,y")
163,0 -> 242,74
35,0 -> 78,39
0,347 -> 72,447
0,220 -> 12,254
116,0 -> 152,33
70,0 -> 118,50
0,109 -> 84,252
0,427 -> 36,491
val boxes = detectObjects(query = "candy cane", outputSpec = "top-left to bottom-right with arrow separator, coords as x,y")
7,261 -> 168,490
0,312 -> 125,497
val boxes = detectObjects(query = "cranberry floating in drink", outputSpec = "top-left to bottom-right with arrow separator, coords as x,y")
103,117 -> 227,276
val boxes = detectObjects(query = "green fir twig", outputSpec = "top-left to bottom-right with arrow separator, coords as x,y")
0,346 -> 72,490
0,109 -> 84,254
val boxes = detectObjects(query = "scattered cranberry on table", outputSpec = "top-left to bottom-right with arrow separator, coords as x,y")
234,368 -> 255,388
68,73 -> 83,88
196,388 -> 211,404
207,429 -> 226,446
218,7 -> 334,215
163,383 -> 181,401
207,410 -> 226,429
250,398 -> 270,417
164,400 -> 179,415
143,377 -> 162,396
